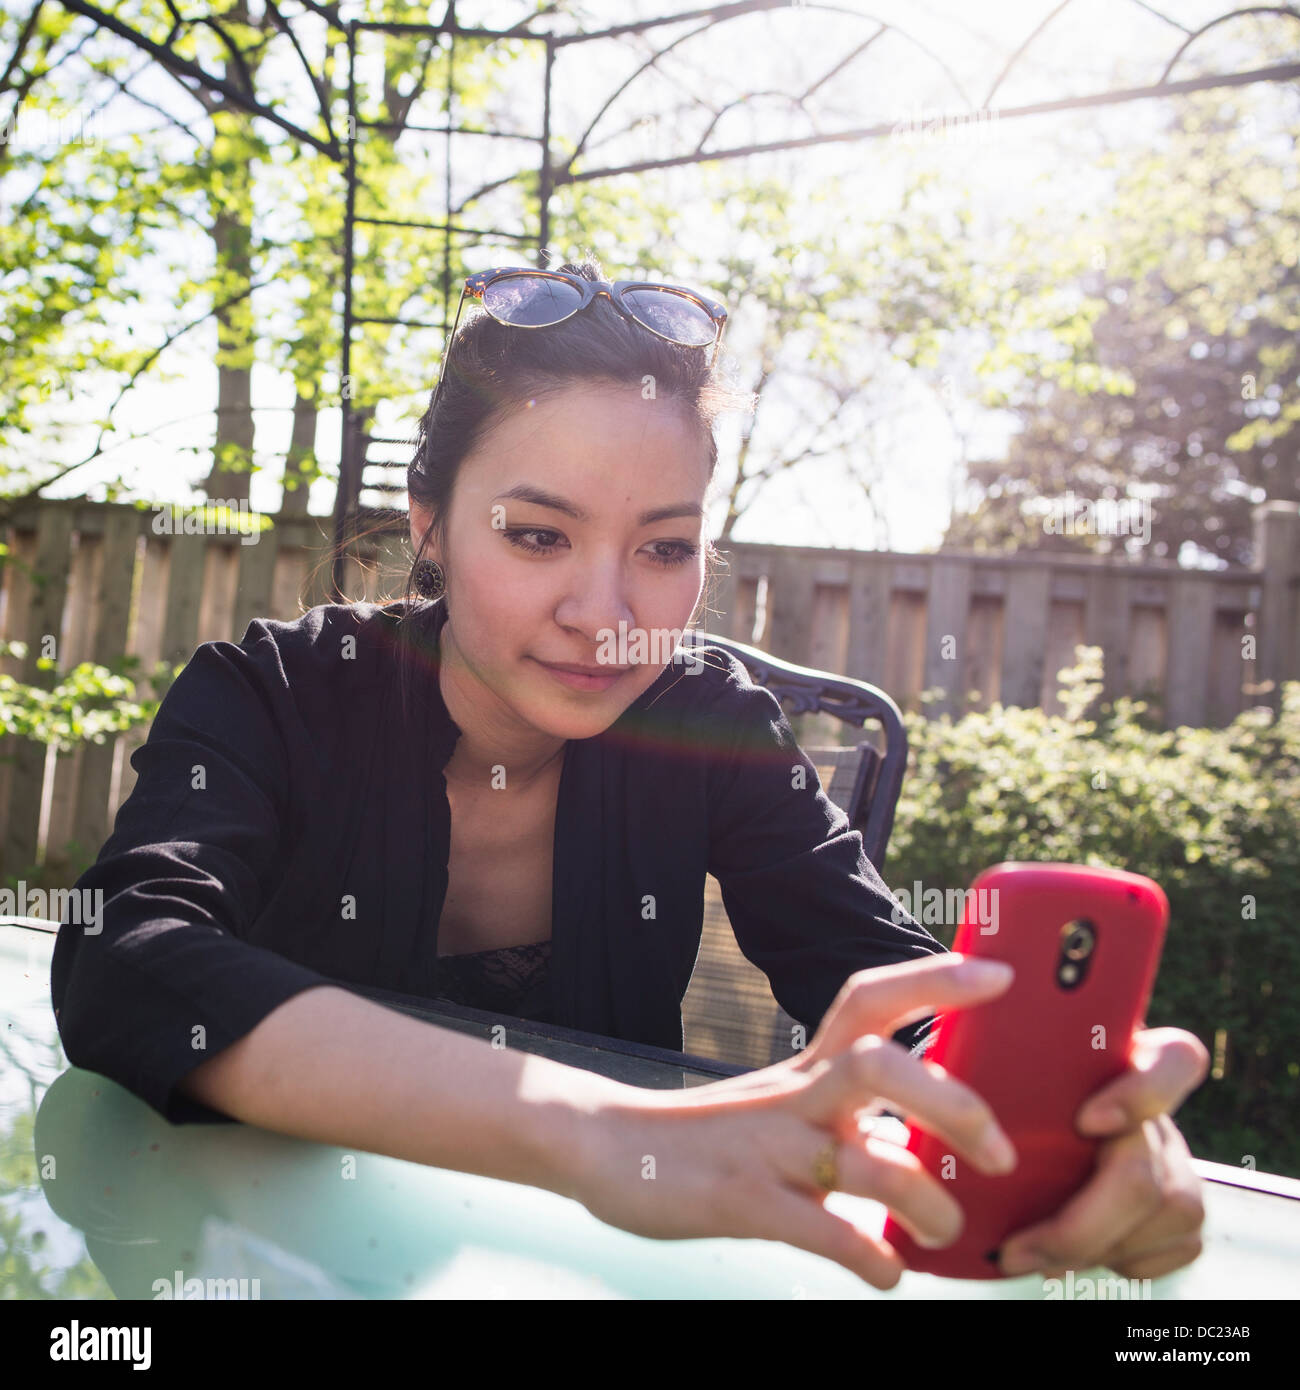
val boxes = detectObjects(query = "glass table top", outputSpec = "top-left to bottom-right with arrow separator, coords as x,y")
3,919 -> 1298,1300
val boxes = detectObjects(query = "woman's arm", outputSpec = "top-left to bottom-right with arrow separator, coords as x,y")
701,662 -> 946,1051
50,622 -> 356,1125
178,955 -> 1021,1289
176,983 -> 625,1201
181,953 -> 1204,1290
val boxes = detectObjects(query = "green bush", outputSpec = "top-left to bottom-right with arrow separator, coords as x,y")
1,641 -> 169,893
887,647 -> 1300,1179
0,640 -> 168,753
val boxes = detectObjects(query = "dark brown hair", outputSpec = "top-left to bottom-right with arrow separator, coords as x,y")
392,255 -> 755,725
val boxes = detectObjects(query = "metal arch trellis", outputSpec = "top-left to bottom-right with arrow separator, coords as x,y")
40,0 -> 1300,600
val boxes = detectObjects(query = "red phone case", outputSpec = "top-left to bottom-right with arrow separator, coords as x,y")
881,861 -> 1168,1279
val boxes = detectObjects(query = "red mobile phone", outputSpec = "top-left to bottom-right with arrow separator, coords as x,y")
881,861 -> 1168,1280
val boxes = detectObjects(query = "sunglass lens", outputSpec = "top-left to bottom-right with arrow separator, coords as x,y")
620,288 -> 717,346
482,273 -> 583,326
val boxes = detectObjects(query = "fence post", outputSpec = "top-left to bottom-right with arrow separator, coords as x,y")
2,503 -> 73,875
1253,500 -> 1300,714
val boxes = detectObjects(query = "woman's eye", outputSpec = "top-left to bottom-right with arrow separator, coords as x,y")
503,527 -> 565,555
502,529 -> 698,568
645,540 -> 700,568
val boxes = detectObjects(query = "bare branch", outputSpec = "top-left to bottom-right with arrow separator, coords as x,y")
0,3 -> 43,94
83,57 -> 203,142
0,278 -> 275,518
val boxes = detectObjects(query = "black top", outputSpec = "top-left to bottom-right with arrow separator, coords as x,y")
50,598 -> 946,1124
434,940 -> 553,1022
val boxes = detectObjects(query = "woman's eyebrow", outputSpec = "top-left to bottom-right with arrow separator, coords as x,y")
494,483 -> 703,527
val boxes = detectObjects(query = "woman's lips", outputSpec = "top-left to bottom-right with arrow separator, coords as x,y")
532,658 -> 631,692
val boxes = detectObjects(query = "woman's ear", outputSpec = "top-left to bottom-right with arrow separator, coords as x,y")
409,500 -> 437,561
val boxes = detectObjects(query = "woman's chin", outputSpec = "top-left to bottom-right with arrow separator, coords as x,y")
520,666 -> 656,738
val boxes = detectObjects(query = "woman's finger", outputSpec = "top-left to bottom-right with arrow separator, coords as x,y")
802,1128 -> 969,1251
998,1120 -> 1173,1275
1075,1028 -> 1211,1136
745,1104 -> 968,1250
1086,1117 -> 1205,1267
794,1033 -> 1017,1177
802,953 -> 1013,1064
1109,1236 -> 1204,1281
726,1180 -> 905,1290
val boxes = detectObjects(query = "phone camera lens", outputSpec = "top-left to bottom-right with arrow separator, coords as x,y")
1056,919 -> 1096,989
1061,919 -> 1096,962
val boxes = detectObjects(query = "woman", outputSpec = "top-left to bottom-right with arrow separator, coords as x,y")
52,259 -> 1207,1289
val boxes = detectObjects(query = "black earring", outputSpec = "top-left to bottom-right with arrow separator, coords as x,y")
413,558 -> 445,599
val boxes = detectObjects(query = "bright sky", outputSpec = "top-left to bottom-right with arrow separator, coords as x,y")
18,0 -> 1296,554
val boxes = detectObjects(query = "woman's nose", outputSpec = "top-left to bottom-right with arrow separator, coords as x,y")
554,578 -> 636,645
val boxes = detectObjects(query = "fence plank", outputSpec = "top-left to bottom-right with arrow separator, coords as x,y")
60,531 -> 98,664
299,518 -> 337,611
0,526 -> 38,853
197,542 -> 240,647
886,589 -> 926,711
271,544 -> 310,622
733,576 -> 760,644
340,547 -> 365,607
0,526 -> 37,673
963,594 -> 1003,711
21,505 -> 74,678
160,533 -> 206,667
1001,564 -> 1051,709
42,529 -> 99,869
232,524 -> 280,642
116,537 -> 169,810
1040,601 -> 1086,715
92,514 -> 142,666
1209,609 -> 1251,727
806,584 -> 850,741
1165,576 -> 1216,728
809,584 -> 849,673
72,510 -> 141,864
1253,502 -> 1300,713
846,557 -> 892,688
923,557 -> 972,718
3,506 -> 73,875
764,550 -> 816,665
1128,604 -> 1167,712
1085,568 -> 1132,703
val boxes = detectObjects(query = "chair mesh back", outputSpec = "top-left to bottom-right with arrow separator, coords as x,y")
681,745 -> 870,1069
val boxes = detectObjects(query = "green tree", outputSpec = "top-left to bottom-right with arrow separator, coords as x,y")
0,1 -> 521,512
944,86 -> 1300,565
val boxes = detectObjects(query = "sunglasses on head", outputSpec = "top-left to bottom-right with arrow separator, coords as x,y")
425,266 -> 729,420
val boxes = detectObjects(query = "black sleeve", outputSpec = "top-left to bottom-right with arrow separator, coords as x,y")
705,670 -> 948,1057
49,623 -> 336,1125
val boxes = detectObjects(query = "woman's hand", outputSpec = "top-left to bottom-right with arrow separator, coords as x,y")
996,1027 -> 1209,1279
572,953 -> 1020,1289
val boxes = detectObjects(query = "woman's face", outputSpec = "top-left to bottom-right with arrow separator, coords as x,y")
411,381 -> 712,743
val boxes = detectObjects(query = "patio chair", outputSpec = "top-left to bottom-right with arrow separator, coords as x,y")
677,629 -> 909,1069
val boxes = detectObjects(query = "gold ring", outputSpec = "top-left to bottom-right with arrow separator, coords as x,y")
811,1140 -> 839,1192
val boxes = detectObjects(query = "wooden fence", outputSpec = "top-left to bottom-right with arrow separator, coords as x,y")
708,501 -> 1300,739
2,495 -> 1298,881
0,498 -> 409,880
